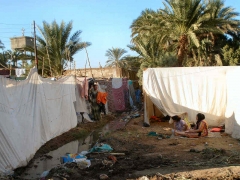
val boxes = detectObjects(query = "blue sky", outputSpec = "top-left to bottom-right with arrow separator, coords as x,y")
0,0 -> 239,68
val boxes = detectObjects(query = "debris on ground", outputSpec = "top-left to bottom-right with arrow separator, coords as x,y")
15,107 -> 240,180
89,143 -> 113,153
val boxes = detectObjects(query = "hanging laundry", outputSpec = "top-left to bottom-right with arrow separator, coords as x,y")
129,94 -> 134,107
112,87 -> 125,111
128,80 -> 136,105
15,68 -> 25,77
112,78 -> 122,89
80,77 -> 88,99
76,79 -> 83,97
122,78 -> 129,109
135,87 -> 142,103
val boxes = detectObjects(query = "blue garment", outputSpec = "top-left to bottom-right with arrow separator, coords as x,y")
128,80 -> 133,85
135,89 -> 141,103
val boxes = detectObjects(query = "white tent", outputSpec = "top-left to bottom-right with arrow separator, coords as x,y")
143,67 -> 240,139
0,68 -> 87,174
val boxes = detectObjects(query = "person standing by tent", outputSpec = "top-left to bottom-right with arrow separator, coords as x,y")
89,83 -> 101,121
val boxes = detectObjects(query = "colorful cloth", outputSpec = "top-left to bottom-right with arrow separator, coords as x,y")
186,120 -> 208,138
112,78 -> 122,89
112,87 -> 125,111
198,120 -> 208,137
89,144 -> 113,153
100,80 -> 115,112
128,80 -> 133,85
97,92 -> 108,104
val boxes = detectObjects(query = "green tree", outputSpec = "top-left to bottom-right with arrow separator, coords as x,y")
128,39 -> 177,84
105,47 -> 127,68
0,40 -> 5,50
131,0 -> 240,67
0,52 -> 8,68
36,20 -> 91,76
121,55 -> 141,71
222,45 -> 240,65
5,50 -> 25,67
0,41 -> 7,68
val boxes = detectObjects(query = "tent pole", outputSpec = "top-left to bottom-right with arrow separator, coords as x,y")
84,44 -> 93,79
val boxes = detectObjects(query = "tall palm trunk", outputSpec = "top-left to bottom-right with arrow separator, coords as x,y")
45,46 -> 52,77
177,34 -> 188,67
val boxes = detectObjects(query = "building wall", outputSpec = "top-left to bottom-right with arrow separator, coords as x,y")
64,67 -> 122,78
64,67 -> 140,88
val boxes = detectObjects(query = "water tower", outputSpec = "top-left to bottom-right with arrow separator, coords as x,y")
10,36 -> 34,50
10,28 -> 34,50
10,29 -> 34,68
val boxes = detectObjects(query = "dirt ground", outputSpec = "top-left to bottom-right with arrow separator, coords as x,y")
45,115 -> 240,180
11,112 -> 240,180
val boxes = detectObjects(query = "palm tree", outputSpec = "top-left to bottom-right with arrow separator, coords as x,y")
0,40 -> 5,50
36,20 -> 91,76
122,55 -> 141,71
105,47 -> 127,68
0,52 -> 8,68
128,39 -> 177,84
5,50 -> 25,67
131,0 -> 240,66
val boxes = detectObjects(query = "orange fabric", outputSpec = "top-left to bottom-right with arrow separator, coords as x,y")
186,120 -> 208,138
97,92 -> 108,104
199,120 -> 208,137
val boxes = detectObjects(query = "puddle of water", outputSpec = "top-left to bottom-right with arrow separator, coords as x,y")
21,130 -> 100,180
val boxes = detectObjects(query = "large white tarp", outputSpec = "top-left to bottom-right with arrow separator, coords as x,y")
143,67 -> 240,138
0,68 -> 78,174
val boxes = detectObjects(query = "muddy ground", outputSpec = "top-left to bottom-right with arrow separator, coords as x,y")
11,111 -> 240,180
12,115 -> 114,179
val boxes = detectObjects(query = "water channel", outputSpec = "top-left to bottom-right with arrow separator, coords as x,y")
21,123 -> 112,180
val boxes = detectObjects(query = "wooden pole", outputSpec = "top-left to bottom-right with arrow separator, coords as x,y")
99,62 -> 104,78
46,47 -> 52,77
42,57 -> 44,77
84,44 -> 93,78
33,21 -> 38,69
85,58 -> 87,77
10,63 -> 11,76
69,51 -> 71,71
74,60 -> 76,77
0,62 -> 9,70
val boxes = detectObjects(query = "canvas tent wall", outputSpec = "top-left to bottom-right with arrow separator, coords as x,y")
143,67 -> 240,139
0,68 -> 83,175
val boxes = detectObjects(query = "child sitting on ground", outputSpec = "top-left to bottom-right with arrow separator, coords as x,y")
171,115 -> 189,135
176,113 -> 208,138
